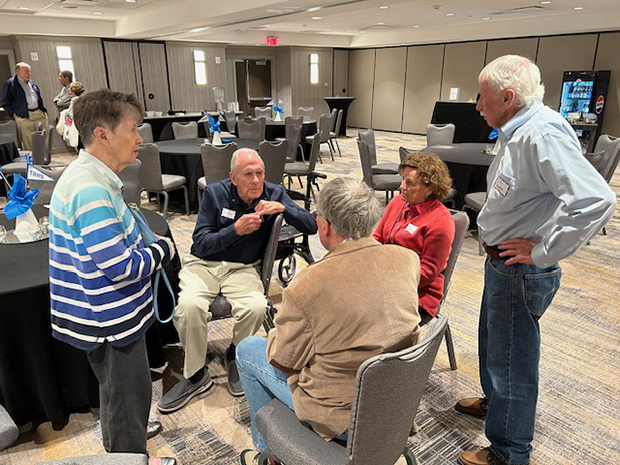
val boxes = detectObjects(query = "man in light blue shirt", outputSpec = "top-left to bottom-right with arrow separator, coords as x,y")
456,55 -> 615,465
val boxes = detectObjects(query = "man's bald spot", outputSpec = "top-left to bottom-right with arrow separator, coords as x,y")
230,149 -> 264,173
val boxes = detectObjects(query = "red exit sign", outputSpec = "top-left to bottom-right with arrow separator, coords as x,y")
266,36 -> 279,46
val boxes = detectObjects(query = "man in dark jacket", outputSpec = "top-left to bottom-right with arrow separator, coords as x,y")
1,62 -> 48,150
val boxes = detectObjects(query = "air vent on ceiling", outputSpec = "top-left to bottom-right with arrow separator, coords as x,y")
493,5 -> 546,15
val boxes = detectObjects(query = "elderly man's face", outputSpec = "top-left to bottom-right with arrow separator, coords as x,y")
230,151 -> 265,205
16,65 -> 31,82
476,79 -> 512,129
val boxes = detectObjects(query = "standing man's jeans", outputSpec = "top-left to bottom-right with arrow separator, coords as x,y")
479,258 -> 561,465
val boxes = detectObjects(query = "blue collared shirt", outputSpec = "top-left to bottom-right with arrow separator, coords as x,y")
478,101 -> 616,268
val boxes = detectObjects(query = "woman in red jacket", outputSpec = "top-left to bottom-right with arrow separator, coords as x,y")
373,151 -> 455,323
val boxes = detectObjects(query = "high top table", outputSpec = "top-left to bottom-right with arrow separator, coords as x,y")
324,97 -> 356,136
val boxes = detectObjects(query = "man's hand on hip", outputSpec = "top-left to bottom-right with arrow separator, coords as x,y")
255,200 -> 285,218
499,238 -> 537,265
234,212 -> 262,236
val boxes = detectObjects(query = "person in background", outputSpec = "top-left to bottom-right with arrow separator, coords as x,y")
49,88 -> 176,465
157,149 -> 316,414
456,54 -> 616,465
62,81 -> 84,149
1,62 -> 48,150
53,70 -> 73,114
373,151 -> 455,324
236,177 -> 422,465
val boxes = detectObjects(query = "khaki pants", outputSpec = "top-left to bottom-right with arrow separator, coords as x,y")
173,254 -> 268,379
14,109 -> 48,150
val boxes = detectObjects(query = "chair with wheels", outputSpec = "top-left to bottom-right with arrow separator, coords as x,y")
254,314 -> 450,465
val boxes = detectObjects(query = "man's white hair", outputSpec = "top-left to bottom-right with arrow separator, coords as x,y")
230,148 -> 263,172
479,55 -> 545,108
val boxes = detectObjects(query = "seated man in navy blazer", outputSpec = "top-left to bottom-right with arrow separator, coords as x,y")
1,62 -> 48,150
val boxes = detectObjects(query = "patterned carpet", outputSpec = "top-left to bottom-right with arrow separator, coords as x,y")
2,129 -> 619,464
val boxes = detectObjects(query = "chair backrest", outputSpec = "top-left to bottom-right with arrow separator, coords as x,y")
237,118 -> 266,140
31,129 -> 48,165
137,122 -> 154,143
333,109 -> 343,135
172,121 -> 198,139
34,122 -> 44,132
399,146 -> 412,163
441,210 -> 470,302
223,109 -> 237,133
297,106 -> 314,122
284,123 -> 302,162
259,140 -> 288,184
346,314 -> 449,465
426,123 -> 456,146
357,139 -> 374,188
137,143 -> 164,191
254,106 -> 272,119
46,124 -> 54,164
358,129 -> 377,165
260,213 -> 284,292
317,113 -> 333,143
0,120 -> 18,145
200,142 -> 237,186
118,159 -> 142,206
0,400 -> 18,451
284,115 -> 303,130
591,134 -> 620,182
307,132 -> 321,172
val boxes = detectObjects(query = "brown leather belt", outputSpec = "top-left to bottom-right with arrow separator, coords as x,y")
483,243 -> 503,261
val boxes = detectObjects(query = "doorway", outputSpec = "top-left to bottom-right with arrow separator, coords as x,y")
229,59 -> 273,116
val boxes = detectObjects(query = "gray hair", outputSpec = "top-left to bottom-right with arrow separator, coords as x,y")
479,54 -> 545,108
230,148 -> 263,172
15,62 -> 30,71
316,177 -> 381,240
60,70 -> 73,82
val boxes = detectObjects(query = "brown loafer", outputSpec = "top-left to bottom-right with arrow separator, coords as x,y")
458,448 -> 508,465
455,397 -> 487,418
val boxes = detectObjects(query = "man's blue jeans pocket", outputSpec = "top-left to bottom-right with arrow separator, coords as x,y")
524,265 -> 561,318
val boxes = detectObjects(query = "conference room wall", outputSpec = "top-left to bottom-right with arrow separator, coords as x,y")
289,47 -> 334,117
333,49 -> 349,98
166,42 -> 227,113
371,47 -> 407,132
348,49 -> 375,129
440,41 -> 486,102
102,41 -> 142,101
485,37 -> 539,65
594,32 -> 620,137
402,44 -> 444,134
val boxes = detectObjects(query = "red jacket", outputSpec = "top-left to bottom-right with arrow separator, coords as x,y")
373,197 -> 454,317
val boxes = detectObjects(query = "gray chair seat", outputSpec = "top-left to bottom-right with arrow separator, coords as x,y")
373,173 -> 401,190
0,161 -> 27,175
0,404 -> 18,451
161,173 -> 187,190
464,191 -> 486,210
197,176 -> 206,191
39,453 -> 148,464
371,162 -> 399,175
283,162 -> 309,175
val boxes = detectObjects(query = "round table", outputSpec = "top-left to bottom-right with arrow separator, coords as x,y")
157,138 -> 261,206
424,143 -> 495,208
0,135 -> 18,166
0,205 -> 180,427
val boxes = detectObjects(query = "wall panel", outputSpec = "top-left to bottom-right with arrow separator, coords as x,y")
537,34 -> 598,109
371,47 -> 407,132
440,41 -> 486,102
347,49 -> 375,128
290,47 -> 333,117
402,44 -> 444,134
594,32 -> 620,136
333,48 -> 349,97
103,41 -> 140,97
138,42 -> 169,112
485,38 -> 539,64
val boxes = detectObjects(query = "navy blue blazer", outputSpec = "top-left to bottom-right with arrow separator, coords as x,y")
1,75 -> 47,119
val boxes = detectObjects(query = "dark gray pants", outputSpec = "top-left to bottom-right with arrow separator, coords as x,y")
86,335 -> 151,454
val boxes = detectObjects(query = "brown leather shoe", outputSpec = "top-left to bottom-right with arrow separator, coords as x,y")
458,448 -> 507,465
455,397 -> 487,418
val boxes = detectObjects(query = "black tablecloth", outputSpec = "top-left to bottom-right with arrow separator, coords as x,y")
0,205 -> 180,427
424,143 -> 494,208
0,136 -> 18,166
157,138 -> 261,206
431,101 -> 494,143
324,97 -> 355,136
143,114 -> 208,141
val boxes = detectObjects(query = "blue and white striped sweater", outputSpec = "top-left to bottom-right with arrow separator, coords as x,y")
49,151 -> 172,351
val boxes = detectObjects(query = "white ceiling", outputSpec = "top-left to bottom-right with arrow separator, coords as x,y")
0,0 -> 619,47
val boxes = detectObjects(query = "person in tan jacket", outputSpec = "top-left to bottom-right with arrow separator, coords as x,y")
237,177 -> 422,465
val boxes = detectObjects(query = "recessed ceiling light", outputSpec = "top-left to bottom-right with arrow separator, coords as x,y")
325,28 -> 332,31
413,24 -> 421,28
445,12 -> 455,17
18,6 -> 29,10
125,0 -> 137,3
190,27 -> 208,33
262,24 -> 271,28
311,16 -> 322,20
60,5 -> 77,8
379,5 -> 389,9
360,30 -> 366,33
540,1 -> 552,4
93,11 -> 104,15
376,22 -> 385,25
573,6 -> 584,10
308,7 -> 321,12
482,17 -> 490,20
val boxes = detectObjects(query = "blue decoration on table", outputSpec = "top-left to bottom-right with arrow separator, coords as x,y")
4,174 -> 39,220
489,128 -> 498,140
273,105 -> 284,115
208,115 -> 221,133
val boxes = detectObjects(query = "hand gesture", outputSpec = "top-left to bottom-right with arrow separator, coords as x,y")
255,200 -> 285,218
499,238 -> 537,265
234,212 -> 263,236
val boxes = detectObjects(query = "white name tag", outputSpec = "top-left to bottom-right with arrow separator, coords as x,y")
221,207 -> 236,219
405,223 -> 418,235
493,174 -> 511,197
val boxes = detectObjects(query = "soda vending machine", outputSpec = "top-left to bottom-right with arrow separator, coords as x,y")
558,70 -> 611,142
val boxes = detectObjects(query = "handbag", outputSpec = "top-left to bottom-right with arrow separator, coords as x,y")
128,203 -> 177,324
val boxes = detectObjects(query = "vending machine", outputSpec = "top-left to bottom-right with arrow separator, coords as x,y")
558,70 -> 611,142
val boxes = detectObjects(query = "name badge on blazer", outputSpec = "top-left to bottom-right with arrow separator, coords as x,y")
405,223 -> 419,235
493,173 -> 511,197
221,207 -> 235,220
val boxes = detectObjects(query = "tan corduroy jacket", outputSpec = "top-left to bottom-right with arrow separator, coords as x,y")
266,236 -> 421,440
